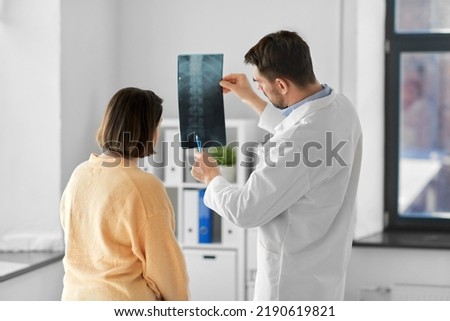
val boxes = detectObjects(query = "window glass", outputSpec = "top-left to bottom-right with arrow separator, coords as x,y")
396,0 -> 450,33
398,52 -> 450,218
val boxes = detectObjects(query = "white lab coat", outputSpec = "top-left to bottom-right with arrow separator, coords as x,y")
204,90 -> 363,300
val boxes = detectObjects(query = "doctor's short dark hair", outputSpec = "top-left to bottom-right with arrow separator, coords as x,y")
244,30 -> 317,87
96,87 -> 163,158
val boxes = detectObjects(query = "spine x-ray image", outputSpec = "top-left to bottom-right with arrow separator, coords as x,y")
177,54 -> 226,149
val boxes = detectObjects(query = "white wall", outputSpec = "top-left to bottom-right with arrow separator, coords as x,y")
342,0 -> 386,238
0,0 -> 122,251
117,0 -> 343,120
61,0 -> 120,189
0,0 -> 62,251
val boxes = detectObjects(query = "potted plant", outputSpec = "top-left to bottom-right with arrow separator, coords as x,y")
208,145 -> 237,182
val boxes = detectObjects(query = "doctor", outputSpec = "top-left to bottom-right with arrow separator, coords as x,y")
191,30 -> 362,300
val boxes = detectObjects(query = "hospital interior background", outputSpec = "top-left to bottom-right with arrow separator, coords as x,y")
1,0 -> 450,301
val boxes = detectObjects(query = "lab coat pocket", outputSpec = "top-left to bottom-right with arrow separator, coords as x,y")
255,240 -> 281,300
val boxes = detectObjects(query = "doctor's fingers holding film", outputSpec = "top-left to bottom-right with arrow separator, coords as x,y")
220,73 -> 267,115
220,73 -> 254,98
191,151 -> 220,185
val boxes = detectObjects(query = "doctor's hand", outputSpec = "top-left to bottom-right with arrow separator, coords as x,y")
220,73 -> 267,115
191,151 -> 221,185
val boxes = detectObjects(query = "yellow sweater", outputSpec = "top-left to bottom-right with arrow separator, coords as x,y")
60,154 -> 189,300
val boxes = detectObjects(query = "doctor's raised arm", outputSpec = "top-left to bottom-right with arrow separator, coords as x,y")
191,30 -> 363,301
219,73 -> 267,116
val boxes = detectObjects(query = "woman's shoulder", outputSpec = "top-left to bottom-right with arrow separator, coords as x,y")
125,167 -> 166,189
67,159 -> 93,181
124,168 -> 173,216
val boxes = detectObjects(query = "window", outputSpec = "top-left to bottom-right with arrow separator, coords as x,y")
385,0 -> 450,230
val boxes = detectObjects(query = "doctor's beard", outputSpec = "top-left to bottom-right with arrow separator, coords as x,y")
264,90 -> 287,110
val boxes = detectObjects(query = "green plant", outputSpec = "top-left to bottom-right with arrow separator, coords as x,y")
208,146 -> 237,166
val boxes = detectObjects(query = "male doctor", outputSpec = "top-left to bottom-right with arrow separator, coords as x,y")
191,30 -> 363,300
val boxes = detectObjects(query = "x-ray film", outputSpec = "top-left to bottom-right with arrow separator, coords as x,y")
177,54 -> 226,149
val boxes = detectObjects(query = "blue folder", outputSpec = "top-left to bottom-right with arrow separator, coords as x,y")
198,189 -> 212,243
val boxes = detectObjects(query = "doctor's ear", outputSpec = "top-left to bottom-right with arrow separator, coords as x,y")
275,78 -> 289,94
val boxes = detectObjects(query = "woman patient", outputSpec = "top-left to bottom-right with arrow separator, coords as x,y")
60,87 -> 189,300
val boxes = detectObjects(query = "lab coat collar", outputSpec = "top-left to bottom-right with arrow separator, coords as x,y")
274,90 -> 337,133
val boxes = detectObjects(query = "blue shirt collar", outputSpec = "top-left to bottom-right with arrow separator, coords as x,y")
281,84 -> 332,117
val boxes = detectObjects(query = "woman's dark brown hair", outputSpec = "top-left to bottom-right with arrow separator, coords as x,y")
96,87 -> 163,158
244,30 -> 316,87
